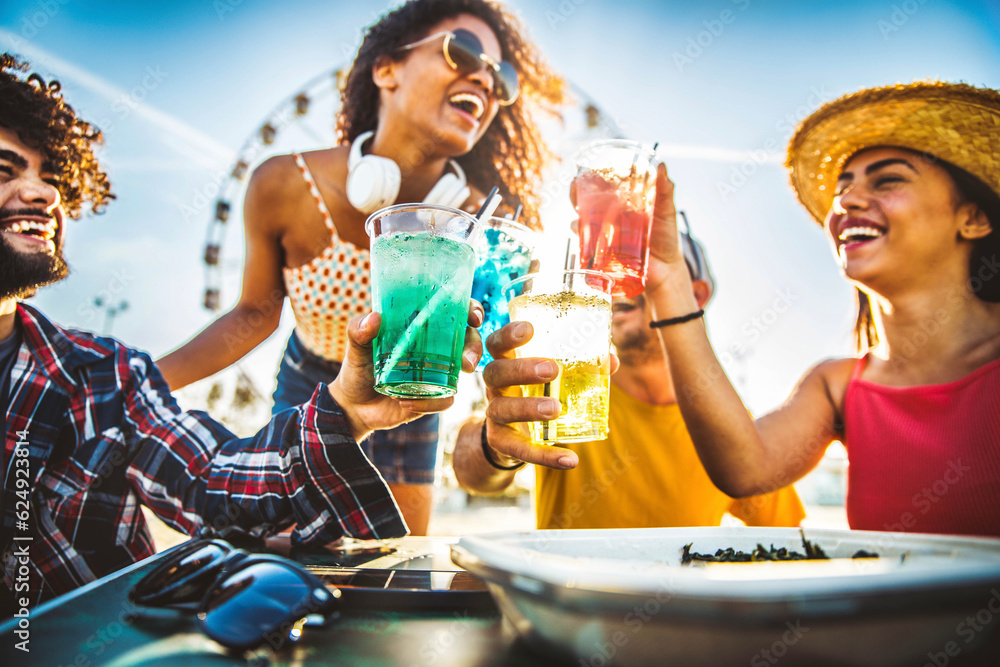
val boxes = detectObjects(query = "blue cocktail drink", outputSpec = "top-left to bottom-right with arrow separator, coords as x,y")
471,216 -> 536,370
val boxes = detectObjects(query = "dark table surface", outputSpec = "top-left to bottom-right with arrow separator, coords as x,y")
6,535 -> 1000,667
0,537 -> 565,667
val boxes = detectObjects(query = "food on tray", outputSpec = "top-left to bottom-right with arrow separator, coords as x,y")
681,531 -> 879,564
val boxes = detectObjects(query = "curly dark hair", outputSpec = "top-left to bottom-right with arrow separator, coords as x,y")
336,0 -> 565,230
0,53 -> 113,218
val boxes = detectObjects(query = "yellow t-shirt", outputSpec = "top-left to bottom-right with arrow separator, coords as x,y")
535,382 -> 805,529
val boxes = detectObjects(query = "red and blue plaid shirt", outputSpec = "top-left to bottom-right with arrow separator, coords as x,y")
2,304 -> 406,606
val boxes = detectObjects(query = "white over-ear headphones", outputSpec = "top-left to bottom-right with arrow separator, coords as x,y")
346,131 -> 470,214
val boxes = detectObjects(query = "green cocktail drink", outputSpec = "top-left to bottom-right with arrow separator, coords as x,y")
366,204 -> 480,398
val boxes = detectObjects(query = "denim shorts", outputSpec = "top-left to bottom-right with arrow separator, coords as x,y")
271,331 -> 440,485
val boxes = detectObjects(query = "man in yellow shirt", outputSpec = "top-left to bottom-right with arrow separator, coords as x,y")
453,224 -> 804,529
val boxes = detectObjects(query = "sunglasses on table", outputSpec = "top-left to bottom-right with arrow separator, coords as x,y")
128,538 -> 340,651
397,28 -> 520,106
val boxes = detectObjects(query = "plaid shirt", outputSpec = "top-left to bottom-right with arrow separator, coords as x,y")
2,304 -> 406,606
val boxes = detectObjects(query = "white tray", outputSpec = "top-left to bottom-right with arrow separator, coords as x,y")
451,527 -> 1000,666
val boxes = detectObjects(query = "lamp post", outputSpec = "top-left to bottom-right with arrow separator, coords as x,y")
94,297 -> 128,336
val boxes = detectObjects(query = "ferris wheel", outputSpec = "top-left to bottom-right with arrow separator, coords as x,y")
200,65 -> 624,313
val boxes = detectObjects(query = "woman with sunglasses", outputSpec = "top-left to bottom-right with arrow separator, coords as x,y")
158,0 -> 564,534
640,81 -> 1000,538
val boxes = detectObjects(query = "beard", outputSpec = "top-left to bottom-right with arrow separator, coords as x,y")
0,231 -> 69,300
613,324 -> 654,353
612,297 -> 651,350
613,325 -> 661,366
611,295 -> 665,366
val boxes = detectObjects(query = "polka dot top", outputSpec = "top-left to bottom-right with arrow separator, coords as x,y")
282,153 -> 371,362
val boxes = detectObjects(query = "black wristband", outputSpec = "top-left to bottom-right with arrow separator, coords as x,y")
481,422 -> 525,471
649,309 -> 705,328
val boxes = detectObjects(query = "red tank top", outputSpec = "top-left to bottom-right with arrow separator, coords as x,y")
844,355 -> 1000,537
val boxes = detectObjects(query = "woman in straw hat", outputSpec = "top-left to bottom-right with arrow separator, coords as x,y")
642,81 -> 1000,537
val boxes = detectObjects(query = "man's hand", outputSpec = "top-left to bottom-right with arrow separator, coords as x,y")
480,321 -> 619,470
329,301 -> 484,441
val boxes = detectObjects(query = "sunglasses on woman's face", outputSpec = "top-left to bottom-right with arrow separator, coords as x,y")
129,539 -> 340,651
398,28 -> 520,106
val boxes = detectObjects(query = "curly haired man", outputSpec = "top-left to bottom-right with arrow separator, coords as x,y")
0,53 -> 480,612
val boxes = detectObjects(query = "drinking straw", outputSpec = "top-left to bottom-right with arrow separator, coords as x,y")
542,238 -> 578,440
564,238 -> 578,289
631,141 -> 659,196
642,142 -> 660,197
511,203 -> 523,222
476,186 -> 502,223
542,375 -> 554,441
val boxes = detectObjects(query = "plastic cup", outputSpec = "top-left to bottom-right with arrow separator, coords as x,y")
504,270 -> 614,444
573,139 -> 658,298
471,216 -> 537,371
366,204 -> 480,398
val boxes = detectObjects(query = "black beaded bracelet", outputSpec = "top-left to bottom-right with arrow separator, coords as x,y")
481,422 -> 525,471
649,309 -> 705,328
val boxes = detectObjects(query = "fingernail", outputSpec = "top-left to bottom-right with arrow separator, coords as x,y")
541,399 -> 561,418
464,351 -> 478,368
535,360 -> 556,377
360,313 -> 372,328
398,400 -> 414,410
557,455 -> 576,469
512,322 -> 529,340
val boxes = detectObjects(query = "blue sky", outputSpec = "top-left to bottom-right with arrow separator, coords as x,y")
1,0 -> 998,414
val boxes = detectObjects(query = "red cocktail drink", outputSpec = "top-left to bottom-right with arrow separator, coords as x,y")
574,140 -> 657,297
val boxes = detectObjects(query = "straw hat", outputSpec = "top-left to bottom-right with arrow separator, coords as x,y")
786,81 -> 1000,224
